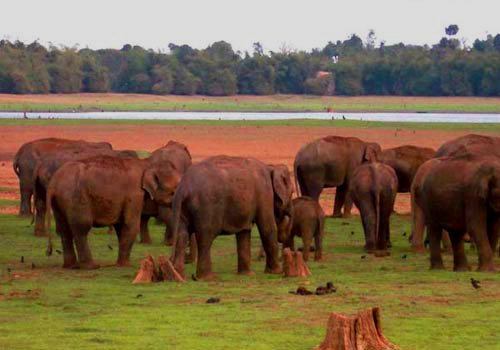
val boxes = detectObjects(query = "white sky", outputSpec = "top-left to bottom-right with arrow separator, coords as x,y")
2,0 -> 499,53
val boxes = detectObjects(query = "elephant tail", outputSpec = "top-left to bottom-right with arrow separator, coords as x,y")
293,162 -> 301,197
45,177 -> 54,257
371,166 -> 381,248
13,152 -> 20,176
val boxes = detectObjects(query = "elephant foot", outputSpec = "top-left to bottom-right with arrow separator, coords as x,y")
453,264 -> 470,272
62,261 -> 78,269
195,272 -> 218,281
342,213 -> 352,219
265,265 -> 283,274
374,250 -> 390,258
139,238 -> 152,244
430,262 -> 445,270
238,269 -> 255,276
116,259 -> 132,267
75,261 -> 100,270
331,212 -> 343,218
411,245 -> 426,253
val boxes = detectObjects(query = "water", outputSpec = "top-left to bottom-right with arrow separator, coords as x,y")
1,111 -> 499,123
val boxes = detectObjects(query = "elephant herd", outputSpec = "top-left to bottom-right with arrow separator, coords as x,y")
12,133 -> 500,279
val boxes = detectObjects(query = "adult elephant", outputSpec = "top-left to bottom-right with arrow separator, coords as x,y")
13,138 -> 112,216
141,140 -> 192,244
294,136 -> 381,218
379,145 -> 435,193
170,156 -> 293,280
414,154 -> 500,271
46,156 -> 180,269
32,148 -> 138,236
434,134 -> 500,158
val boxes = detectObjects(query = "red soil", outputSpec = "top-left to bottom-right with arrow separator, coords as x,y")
0,124 -> 488,214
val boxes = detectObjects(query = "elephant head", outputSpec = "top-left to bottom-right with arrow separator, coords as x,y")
269,164 -> 294,243
363,142 -> 382,163
142,161 -> 181,207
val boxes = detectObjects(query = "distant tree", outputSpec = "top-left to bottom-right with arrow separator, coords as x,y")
445,24 -> 459,36
172,67 -> 199,95
48,48 -> 83,93
151,65 -> 174,95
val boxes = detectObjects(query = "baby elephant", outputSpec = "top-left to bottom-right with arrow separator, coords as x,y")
284,196 -> 325,261
350,162 -> 398,255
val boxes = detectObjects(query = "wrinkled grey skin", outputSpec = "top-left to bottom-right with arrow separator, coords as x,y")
32,148 -> 138,236
46,156 -> 180,269
140,140 -> 192,244
415,154 -> 500,272
350,162 -> 398,254
294,136 -> 381,218
379,145 -> 435,193
283,196 -> 325,262
170,156 -> 293,281
13,138 -> 112,216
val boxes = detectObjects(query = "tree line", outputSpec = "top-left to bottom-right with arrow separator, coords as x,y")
0,28 -> 499,96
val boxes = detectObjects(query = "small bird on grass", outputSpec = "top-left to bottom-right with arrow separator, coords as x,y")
401,254 -> 407,259
351,231 -> 355,235
31,262 -> 36,269
136,294 -> 143,298
206,297 -> 220,304
402,232 -> 407,237
20,256 -> 24,263
470,278 -> 481,290
55,249 -> 62,255
361,255 -> 366,259
107,245 -> 113,250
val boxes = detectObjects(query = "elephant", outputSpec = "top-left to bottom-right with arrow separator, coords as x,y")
13,138 -> 112,216
32,148 -> 138,236
379,145 -> 435,193
294,136 -> 381,218
283,196 -> 325,262
46,155 -> 180,269
140,140 -> 192,244
434,134 -> 500,158
350,162 -> 398,255
170,156 -> 293,280
414,154 -> 500,271
411,134 -> 500,252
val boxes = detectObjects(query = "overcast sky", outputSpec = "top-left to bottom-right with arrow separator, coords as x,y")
2,0 -> 499,53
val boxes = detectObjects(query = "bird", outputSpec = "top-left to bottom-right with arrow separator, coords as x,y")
351,231 -> 355,235
55,249 -> 62,255
470,278 -> 481,290
401,254 -> 407,259
342,115 -> 346,120
107,244 -> 113,250
361,255 -> 367,259
7,267 -> 12,273
206,297 -> 220,304
31,262 -> 36,269
402,232 -> 407,237
20,256 -> 24,263
136,294 -> 143,298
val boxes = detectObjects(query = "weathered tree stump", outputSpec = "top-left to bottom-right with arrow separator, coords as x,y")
283,248 -> 311,278
132,255 -> 156,284
158,255 -> 186,282
315,307 -> 396,350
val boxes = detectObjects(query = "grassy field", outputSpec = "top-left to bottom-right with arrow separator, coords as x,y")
1,117 -> 500,133
1,208 -> 499,350
0,94 -> 500,113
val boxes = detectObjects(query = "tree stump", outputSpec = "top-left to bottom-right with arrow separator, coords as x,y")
132,255 -> 156,284
315,307 -> 396,350
158,255 -> 186,282
283,248 -> 311,278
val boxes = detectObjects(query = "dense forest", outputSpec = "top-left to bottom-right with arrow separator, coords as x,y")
0,27 -> 499,96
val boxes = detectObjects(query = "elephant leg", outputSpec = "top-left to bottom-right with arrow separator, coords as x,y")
441,230 -> 452,253
256,216 -> 282,274
171,221 -> 189,278
356,199 -> 376,253
194,230 -> 217,281
487,216 -> 500,254
164,209 -> 174,246
236,229 -> 253,275
19,179 -> 33,216
33,189 -> 46,236
116,222 -> 139,267
377,209 -> 391,252
54,211 -> 77,268
449,230 -> 469,272
139,215 -> 152,244
469,230 -> 495,272
333,184 -> 347,218
343,191 -> 353,218
301,231 -> 312,262
411,200 -> 426,252
186,233 -> 198,265
72,225 -> 99,269
428,223 -> 444,270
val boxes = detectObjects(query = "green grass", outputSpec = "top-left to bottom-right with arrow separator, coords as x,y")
1,94 -> 500,113
0,199 -> 17,207
1,212 -> 499,350
1,118 -> 500,132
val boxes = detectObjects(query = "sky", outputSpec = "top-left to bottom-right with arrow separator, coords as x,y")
2,0 -> 500,53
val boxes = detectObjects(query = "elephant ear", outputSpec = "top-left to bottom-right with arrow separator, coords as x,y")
142,168 -> 159,200
270,165 -> 292,207
363,144 -> 380,163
